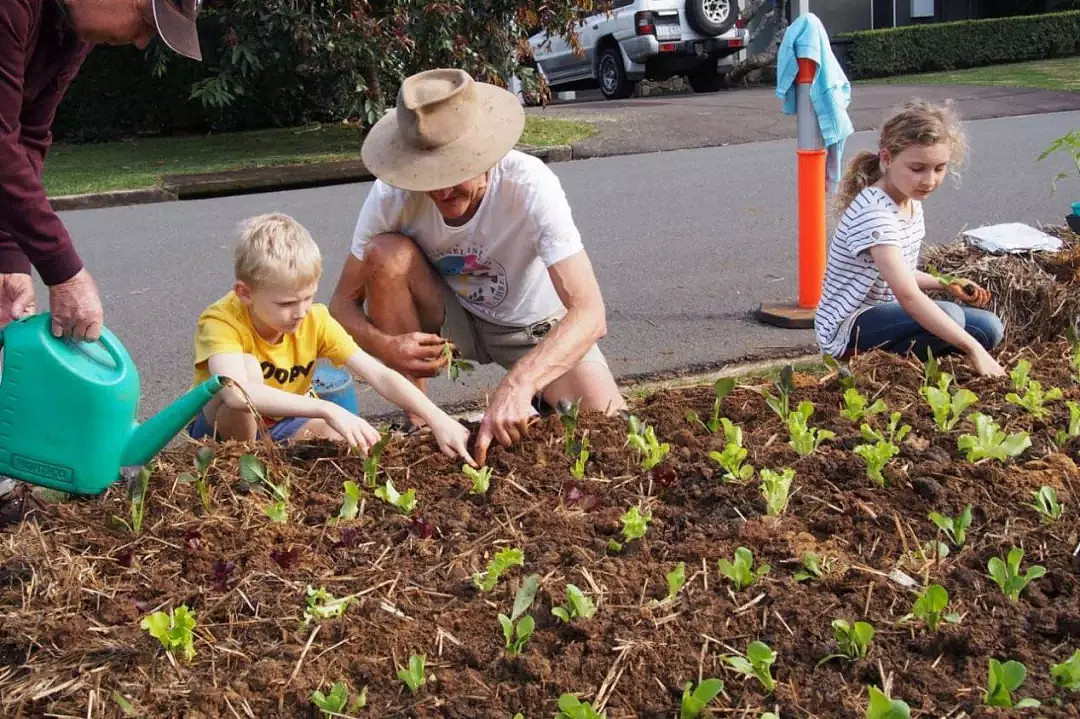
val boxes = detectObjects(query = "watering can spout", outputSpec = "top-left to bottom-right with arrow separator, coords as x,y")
121,376 -> 224,468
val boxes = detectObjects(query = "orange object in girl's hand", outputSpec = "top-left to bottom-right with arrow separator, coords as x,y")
945,278 -> 991,308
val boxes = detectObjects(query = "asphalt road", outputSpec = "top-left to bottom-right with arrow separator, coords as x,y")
51,109 -> 1079,420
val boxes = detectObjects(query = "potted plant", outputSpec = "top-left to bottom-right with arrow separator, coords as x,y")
1038,130 -> 1080,232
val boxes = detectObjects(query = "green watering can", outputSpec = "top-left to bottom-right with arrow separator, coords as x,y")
0,313 -> 223,495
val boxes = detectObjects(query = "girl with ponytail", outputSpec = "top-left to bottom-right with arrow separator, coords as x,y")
814,101 -> 1005,376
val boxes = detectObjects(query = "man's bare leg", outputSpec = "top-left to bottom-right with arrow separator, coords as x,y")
541,361 -> 626,416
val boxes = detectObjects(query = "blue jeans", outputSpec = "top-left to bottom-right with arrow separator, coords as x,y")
847,301 -> 1004,360
186,412 -> 310,442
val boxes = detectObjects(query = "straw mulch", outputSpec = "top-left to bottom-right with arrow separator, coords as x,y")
921,225 -> 1080,349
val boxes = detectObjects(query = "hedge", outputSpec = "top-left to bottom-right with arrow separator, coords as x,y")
835,10 -> 1080,80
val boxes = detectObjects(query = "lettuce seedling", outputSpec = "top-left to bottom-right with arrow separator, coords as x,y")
338,480 -> 360,521
1029,485 -> 1063,522
552,584 -> 596,623
473,547 -> 525,592
443,342 -> 475,382
1006,371 -> 1063,421
114,466 -> 151,535
1055,400 -> 1080,446
724,640 -> 776,694
556,694 -> 606,719
787,401 -> 835,457
310,681 -> 366,716
679,678 -> 724,719
854,438 -> 899,488
303,585 -> 356,625
861,411 -> 912,446
465,464 -> 493,495
397,653 -> 429,693
140,605 -> 196,661
241,454 -> 290,523
666,562 -> 686,601
1010,358 -> 1033,392
793,551 -> 833,582
686,378 -> 736,434
498,574 -> 538,656
866,686 -> 911,718
823,354 -> 856,391
363,435 -> 391,488
374,478 -> 416,514
608,505 -> 652,552
908,584 -> 960,632
627,418 -> 670,471
177,446 -> 215,512
922,347 -> 941,389
717,546 -> 770,592
958,413 -> 1031,463
570,435 -> 590,479
929,505 -> 972,548
841,387 -> 887,422
559,398 -> 581,455
817,619 -> 874,666
984,658 -> 1040,708
1050,649 -> 1080,691
708,418 -> 754,484
987,547 -> 1046,602
920,373 -> 977,432
760,365 -> 796,422
760,468 -> 794,516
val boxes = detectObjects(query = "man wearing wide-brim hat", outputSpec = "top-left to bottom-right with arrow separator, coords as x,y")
330,68 -> 625,465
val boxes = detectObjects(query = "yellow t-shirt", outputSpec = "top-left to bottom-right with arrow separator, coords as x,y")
192,292 -> 360,397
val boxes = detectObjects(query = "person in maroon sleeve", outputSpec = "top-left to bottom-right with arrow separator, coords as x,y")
0,0 -> 202,342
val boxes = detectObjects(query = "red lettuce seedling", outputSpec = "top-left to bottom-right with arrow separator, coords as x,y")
210,560 -> 237,592
270,547 -> 303,570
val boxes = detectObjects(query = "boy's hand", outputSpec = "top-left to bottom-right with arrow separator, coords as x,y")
944,278 -> 991,308
428,415 -> 476,467
381,332 -> 449,378
322,404 -> 381,455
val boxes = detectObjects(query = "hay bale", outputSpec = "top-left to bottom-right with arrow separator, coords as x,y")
921,225 -> 1080,348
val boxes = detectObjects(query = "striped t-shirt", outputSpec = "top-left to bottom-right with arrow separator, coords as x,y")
814,186 -> 924,357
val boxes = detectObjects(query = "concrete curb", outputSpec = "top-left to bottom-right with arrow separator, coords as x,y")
48,144 -> 576,212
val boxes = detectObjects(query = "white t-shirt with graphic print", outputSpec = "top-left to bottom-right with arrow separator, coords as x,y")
350,150 -> 584,327
814,186 -> 925,357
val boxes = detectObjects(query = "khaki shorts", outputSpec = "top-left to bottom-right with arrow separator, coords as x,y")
439,280 -> 608,371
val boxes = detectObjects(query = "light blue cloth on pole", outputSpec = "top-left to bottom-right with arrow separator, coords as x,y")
776,12 -> 853,192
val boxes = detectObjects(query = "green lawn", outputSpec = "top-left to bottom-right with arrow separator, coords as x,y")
43,116 -> 595,197
864,56 -> 1080,93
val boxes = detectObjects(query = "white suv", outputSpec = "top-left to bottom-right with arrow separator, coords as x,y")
529,0 -> 747,100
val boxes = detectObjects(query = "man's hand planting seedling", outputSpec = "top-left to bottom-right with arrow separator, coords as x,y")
759,468 -> 794,516
866,686 -> 911,718
140,605 -> 197,661
929,505 -> 972,548
841,387 -> 887,423
552,584 -> 596,622
607,505 -> 651,552
396,653 -> 430,694
374,478 -> 417,514
1051,649 -> 1080,692
679,678 -> 724,719
817,619 -> 874,666
473,547 -> 525,592
707,418 -> 754,484
717,546 -> 769,592
987,547 -> 1046,602
984,658 -> 1040,708
958,414 -> 1031,463
906,584 -> 960,632
723,640 -> 777,694
1028,486 -> 1063,522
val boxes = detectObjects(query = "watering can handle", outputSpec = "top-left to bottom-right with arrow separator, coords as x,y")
95,328 -> 128,371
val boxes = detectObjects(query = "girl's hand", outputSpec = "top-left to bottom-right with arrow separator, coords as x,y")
429,415 -> 477,467
969,347 -> 1006,378
944,279 -> 991,308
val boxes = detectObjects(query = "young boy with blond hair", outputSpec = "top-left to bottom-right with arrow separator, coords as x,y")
188,213 -> 475,463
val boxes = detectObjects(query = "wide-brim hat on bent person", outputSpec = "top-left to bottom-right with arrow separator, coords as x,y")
361,69 -> 526,192
152,0 -> 203,61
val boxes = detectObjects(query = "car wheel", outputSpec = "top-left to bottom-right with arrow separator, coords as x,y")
598,47 -> 635,100
687,0 -> 737,36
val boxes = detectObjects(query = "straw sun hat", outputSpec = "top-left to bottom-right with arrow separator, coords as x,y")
361,69 -> 526,192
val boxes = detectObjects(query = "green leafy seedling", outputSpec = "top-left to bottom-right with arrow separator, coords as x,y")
984,658 -> 1040,708
473,547 -> 525,592
841,387 -> 887,422
608,505 -> 652,552
759,468 -> 794,516
374,478 -> 416,514
338,480 -> 360,521
686,378 -> 736,434
114,466 -> 151,535
987,547 -> 1046,602
761,365 -> 796,422
665,562 -> 686,602
787,401 -> 835,457
908,584 -> 960,632
555,694 -> 606,719
865,685 -> 911,718
570,434 -> 590,479
929,505 -> 972,548
793,551 -> 833,582
559,398 -> 581,454
1055,400 -> 1080,446
958,413 -> 1031,462
1006,361 -> 1062,420
679,678 -> 724,719
1010,358 -> 1033,392
443,342 -> 475,382
1029,485 -> 1063,522
717,546 -> 770,592
1050,649 -> 1080,692
920,373 -> 977,432
240,454 -> 290,523
824,353 -> 856,391
817,620 -> 874,666
310,681 -> 366,716
854,438 -> 899,488
861,411 -> 912,446
498,574 -> 538,656
140,605 -> 196,661
707,418 -> 754,484
177,446 -> 215,512
396,653 -> 429,694
724,640 -> 776,694
362,435 -> 391,488
552,584 -> 596,623
465,464 -> 493,495
922,347 -> 941,389
926,264 -> 961,287
627,417 -> 670,471
303,585 -> 356,625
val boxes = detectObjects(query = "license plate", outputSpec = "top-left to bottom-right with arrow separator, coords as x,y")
655,24 -> 680,41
